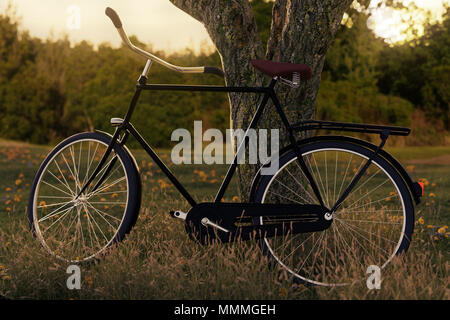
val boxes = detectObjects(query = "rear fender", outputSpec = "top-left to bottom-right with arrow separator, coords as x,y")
250,135 -> 422,205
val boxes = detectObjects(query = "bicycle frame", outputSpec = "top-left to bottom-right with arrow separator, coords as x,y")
77,67 -> 330,208
86,6 -> 418,215
77,52 -> 419,215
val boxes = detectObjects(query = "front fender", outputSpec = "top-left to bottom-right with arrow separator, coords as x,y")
94,129 -> 140,174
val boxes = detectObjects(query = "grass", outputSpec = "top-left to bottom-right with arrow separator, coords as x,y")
0,138 -> 448,300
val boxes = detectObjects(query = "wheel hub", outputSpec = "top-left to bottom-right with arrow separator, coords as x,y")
73,195 -> 88,207
324,212 -> 333,221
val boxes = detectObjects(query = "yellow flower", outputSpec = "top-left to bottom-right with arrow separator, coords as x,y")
438,227 -> 446,234
406,165 -> 415,172
5,187 -> 11,192
428,193 -> 435,198
418,217 -> 424,225
232,196 -> 239,202
15,179 -> 22,186
158,179 -> 168,189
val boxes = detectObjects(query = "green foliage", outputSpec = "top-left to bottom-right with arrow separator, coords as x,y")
0,4 -> 448,146
322,12 -> 384,86
318,7 -> 415,127
316,80 -> 414,126
0,10 -> 227,147
377,7 -> 450,129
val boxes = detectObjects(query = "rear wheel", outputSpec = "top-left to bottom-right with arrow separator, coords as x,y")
28,132 -> 141,263
252,139 -> 414,286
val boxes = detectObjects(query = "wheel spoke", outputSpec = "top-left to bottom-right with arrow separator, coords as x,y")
260,146 -> 409,286
285,167 -> 315,202
32,137 -> 130,262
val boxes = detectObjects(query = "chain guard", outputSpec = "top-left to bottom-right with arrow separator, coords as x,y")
185,202 -> 330,245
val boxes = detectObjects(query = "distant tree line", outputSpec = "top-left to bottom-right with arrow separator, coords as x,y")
0,3 -> 448,147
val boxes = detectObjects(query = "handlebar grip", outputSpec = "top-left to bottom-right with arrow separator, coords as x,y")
105,7 -> 122,28
204,66 -> 225,78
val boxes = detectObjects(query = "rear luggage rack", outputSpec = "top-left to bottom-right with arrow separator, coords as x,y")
292,120 -> 411,136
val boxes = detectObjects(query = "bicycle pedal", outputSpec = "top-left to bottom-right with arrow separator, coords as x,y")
169,210 -> 187,220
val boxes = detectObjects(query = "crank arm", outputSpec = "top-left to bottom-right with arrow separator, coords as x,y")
201,217 -> 230,233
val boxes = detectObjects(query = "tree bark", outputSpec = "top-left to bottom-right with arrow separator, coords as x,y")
169,0 -> 353,199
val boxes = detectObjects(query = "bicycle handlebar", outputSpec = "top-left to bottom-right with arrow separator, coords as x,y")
105,7 -> 122,28
105,7 -> 224,78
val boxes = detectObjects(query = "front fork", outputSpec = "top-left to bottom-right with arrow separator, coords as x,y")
76,83 -> 144,199
75,126 -> 128,199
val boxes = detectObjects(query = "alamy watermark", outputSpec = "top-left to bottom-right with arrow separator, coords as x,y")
171,121 -> 279,175
66,265 -> 81,290
66,5 -> 81,30
366,265 -> 381,290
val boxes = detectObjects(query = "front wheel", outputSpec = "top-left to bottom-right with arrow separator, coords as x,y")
28,132 -> 141,263
252,139 -> 414,286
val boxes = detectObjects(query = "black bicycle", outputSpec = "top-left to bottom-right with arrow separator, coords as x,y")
27,8 -> 423,286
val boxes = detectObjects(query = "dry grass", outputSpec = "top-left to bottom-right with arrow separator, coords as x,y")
0,140 -> 448,300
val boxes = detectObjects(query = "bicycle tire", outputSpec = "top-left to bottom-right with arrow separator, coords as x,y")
251,138 -> 414,286
28,131 -> 141,263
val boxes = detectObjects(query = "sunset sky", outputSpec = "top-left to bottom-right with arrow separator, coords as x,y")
0,0 -> 447,52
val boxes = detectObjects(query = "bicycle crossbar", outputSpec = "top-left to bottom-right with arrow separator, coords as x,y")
292,120 -> 411,136
138,84 -> 269,93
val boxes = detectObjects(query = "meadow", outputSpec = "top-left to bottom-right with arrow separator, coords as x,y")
0,138 -> 448,300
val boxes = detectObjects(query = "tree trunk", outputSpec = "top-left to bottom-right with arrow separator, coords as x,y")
169,0 -> 353,200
